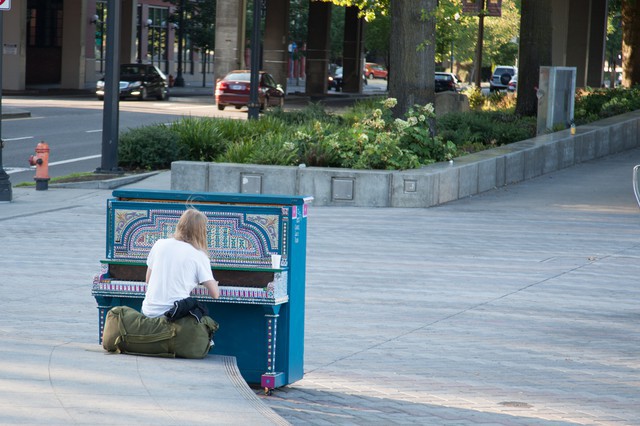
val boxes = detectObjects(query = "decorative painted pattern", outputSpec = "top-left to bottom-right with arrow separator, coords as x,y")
108,204 -> 288,267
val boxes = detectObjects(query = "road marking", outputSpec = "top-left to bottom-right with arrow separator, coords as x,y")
3,136 -> 34,141
6,167 -> 31,174
48,154 -> 101,166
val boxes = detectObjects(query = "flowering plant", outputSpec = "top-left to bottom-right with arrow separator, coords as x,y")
340,98 -> 456,169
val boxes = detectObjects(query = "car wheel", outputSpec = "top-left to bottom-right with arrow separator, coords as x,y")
368,73 -> 374,80
500,73 -> 512,86
157,88 -> 166,100
260,98 -> 267,111
217,104 -> 225,111
278,96 -> 284,108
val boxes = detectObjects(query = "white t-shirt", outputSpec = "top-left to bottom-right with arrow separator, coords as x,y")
142,238 -> 214,318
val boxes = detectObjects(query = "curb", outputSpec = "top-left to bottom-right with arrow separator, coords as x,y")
49,171 -> 161,190
2,108 -> 31,120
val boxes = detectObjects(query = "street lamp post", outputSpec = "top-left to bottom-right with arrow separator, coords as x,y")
248,0 -> 264,120
98,0 -> 122,174
0,12 -> 12,202
148,20 -> 154,66
473,1 -> 485,88
450,39 -> 454,73
174,0 -> 185,87
450,13 -> 460,74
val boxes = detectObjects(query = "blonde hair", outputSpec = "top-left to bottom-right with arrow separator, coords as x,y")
174,208 -> 209,254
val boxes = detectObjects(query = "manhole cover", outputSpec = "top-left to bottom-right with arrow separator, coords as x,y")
499,401 -> 532,408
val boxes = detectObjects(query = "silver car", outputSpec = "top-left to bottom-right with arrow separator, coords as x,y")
489,66 -> 517,92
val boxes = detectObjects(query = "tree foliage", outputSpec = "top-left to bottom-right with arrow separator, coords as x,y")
317,0 -> 389,21
435,0 -> 519,68
161,0 -> 216,51
364,12 -> 390,63
606,0 -> 623,87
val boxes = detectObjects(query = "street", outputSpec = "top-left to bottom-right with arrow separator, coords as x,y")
2,95 -> 245,186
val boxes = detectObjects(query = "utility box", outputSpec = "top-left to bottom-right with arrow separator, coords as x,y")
536,66 -> 577,135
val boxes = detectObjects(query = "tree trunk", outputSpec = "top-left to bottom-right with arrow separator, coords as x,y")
515,0 -> 553,117
621,0 -> 640,87
388,0 -> 436,118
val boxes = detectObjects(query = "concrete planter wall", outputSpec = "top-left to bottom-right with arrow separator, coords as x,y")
171,110 -> 640,207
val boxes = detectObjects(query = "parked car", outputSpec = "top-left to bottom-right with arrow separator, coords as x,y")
435,72 -> 460,93
364,62 -> 388,80
328,67 -> 367,91
215,70 -> 284,111
489,65 -> 517,92
96,63 -> 169,101
507,74 -> 518,92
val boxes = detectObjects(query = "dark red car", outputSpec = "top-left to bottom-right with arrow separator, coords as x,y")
215,70 -> 285,111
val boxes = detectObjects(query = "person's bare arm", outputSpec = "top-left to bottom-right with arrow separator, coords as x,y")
202,279 -> 220,299
146,267 -> 152,283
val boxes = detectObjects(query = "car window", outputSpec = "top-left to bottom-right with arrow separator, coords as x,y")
435,74 -> 452,81
152,66 -> 166,79
263,74 -> 276,87
225,72 -> 250,81
494,67 -> 516,76
121,66 -> 140,75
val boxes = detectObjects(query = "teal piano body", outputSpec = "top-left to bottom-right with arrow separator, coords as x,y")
91,189 -> 312,390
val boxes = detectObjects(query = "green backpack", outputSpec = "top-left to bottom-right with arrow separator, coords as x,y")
102,306 -> 219,359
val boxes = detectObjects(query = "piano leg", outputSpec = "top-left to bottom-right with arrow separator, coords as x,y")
261,305 -> 285,394
94,296 -> 115,344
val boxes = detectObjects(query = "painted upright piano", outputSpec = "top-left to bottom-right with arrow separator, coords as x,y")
91,189 -> 312,391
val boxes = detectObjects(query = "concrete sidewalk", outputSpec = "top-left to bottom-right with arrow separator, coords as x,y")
0,173 -> 289,425
2,149 -> 640,424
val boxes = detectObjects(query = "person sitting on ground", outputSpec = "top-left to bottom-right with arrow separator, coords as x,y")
142,208 -> 219,318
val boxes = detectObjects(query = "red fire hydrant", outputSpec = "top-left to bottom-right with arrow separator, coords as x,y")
28,141 -> 50,190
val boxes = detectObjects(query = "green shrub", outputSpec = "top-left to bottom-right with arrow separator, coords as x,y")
574,86 -> 640,124
264,102 -> 344,126
250,132 -> 298,165
437,111 -> 536,148
341,97 -> 386,123
170,116 -> 226,161
118,86 -> 640,173
290,121 -> 343,167
343,98 -> 452,169
118,124 -> 184,170
466,86 -> 485,110
217,139 -> 256,163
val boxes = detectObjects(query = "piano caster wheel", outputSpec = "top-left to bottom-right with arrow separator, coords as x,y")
264,387 -> 273,396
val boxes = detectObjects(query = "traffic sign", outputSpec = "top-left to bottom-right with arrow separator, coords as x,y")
0,0 -> 10,11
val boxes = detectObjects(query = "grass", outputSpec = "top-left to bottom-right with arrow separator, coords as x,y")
14,171 -> 135,187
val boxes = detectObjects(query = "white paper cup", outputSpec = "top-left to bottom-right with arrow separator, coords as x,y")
271,254 -> 281,269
